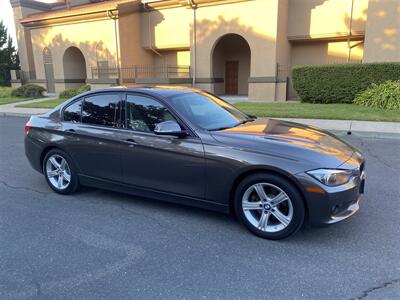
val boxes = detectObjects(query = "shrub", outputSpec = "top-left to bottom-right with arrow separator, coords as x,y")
59,84 -> 91,99
0,86 -> 15,98
11,84 -> 46,98
354,81 -> 400,110
292,62 -> 400,104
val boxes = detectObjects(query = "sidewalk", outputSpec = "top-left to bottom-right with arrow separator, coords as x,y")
0,98 -> 399,134
0,96 -> 56,116
267,118 -> 400,134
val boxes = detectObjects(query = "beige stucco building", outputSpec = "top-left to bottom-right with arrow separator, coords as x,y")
10,0 -> 400,101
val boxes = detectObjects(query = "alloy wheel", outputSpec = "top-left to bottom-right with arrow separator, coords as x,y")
242,183 -> 293,233
45,154 -> 71,190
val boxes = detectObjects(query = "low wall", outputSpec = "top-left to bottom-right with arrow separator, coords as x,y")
10,81 -> 22,89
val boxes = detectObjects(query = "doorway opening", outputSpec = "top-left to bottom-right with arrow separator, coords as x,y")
212,34 -> 251,96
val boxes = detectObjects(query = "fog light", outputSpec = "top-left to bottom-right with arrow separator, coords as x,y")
331,205 -> 340,215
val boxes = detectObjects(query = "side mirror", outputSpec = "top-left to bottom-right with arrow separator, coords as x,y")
154,121 -> 186,137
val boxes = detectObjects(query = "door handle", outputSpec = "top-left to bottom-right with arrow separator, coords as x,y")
65,129 -> 75,133
124,138 -> 137,147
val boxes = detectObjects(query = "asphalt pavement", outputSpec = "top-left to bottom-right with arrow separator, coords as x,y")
1,116 -> 399,299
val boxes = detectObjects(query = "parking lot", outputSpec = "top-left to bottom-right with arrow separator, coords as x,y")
1,115 -> 399,299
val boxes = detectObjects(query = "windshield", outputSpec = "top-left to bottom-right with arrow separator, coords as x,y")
168,92 -> 251,130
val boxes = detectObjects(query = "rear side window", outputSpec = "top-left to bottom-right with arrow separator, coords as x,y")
63,100 -> 82,123
82,94 -> 121,127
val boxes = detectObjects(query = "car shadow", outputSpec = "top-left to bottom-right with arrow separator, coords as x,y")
75,185 -> 237,224
70,186 -> 362,244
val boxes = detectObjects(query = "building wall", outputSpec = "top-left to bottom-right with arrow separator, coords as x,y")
193,0 -> 280,101
291,40 -> 364,66
134,0 -> 281,100
141,6 -> 191,50
153,50 -> 191,66
119,10 -> 155,71
288,0 -> 369,39
30,18 -> 117,88
67,0 -> 92,7
119,5 -> 192,84
11,0 -> 400,100
12,5 -> 44,77
275,0 -> 291,101
276,0 -> 290,68
363,0 -> 400,62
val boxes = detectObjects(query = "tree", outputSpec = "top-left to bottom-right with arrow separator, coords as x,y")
0,21 -> 20,86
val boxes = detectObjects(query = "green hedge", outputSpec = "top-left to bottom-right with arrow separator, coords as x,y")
0,86 -> 15,98
354,80 -> 400,110
292,63 -> 400,104
59,84 -> 91,99
11,84 -> 46,98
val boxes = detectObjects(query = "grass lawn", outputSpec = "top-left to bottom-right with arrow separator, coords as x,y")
15,98 -> 400,122
235,102 -> 400,122
0,87 -> 34,105
16,98 -> 66,108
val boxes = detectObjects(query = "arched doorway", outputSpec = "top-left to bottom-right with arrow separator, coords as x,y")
43,47 -> 55,93
63,46 -> 87,89
212,34 -> 251,96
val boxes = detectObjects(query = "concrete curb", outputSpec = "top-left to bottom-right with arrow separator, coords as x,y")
0,112 -> 33,118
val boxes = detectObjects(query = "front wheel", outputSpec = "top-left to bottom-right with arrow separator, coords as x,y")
234,173 -> 305,240
43,149 -> 79,194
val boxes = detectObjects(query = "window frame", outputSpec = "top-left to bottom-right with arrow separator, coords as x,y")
123,92 -> 196,137
62,97 -> 84,124
167,90 -> 250,131
62,92 -> 123,128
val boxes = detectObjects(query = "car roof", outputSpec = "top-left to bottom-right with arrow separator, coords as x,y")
84,85 -> 198,99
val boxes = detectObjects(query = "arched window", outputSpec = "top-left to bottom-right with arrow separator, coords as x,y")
43,47 -> 53,64
43,47 -> 55,93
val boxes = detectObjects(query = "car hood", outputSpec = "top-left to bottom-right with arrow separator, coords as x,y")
210,118 -> 359,169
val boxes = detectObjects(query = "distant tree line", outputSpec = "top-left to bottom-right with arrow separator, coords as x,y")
0,21 -> 20,86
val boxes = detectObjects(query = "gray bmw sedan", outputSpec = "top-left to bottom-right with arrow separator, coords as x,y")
25,87 -> 366,239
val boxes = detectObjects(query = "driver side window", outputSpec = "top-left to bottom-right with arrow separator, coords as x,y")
126,94 -> 176,132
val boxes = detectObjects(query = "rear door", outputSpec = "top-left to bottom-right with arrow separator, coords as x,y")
61,92 -> 124,182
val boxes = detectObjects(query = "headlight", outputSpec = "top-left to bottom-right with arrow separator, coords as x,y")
307,169 -> 353,187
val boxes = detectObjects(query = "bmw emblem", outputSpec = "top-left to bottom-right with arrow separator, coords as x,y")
263,203 -> 272,211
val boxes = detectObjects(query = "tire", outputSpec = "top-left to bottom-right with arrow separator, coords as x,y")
43,149 -> 79,195
234,173 -> 305,240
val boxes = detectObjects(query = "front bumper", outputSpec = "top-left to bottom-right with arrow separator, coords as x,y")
295,168 -> 365,226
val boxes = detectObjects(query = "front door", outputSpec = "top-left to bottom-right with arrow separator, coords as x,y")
225,61 -> 239,95
120,93 -> 205,199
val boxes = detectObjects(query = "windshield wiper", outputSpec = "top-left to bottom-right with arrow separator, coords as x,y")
233,118 -> 256,127
210,119 -> 256,131
209,126 -> 234,131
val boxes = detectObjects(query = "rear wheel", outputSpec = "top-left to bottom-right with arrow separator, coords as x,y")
234,173 -> 305,240
43,149 -> 79,194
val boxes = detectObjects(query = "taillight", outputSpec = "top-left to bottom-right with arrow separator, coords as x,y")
25,120 -> 31,135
